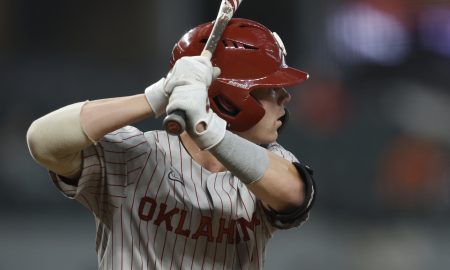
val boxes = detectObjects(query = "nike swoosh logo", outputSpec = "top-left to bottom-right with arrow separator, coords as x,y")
168,169 -> 184,185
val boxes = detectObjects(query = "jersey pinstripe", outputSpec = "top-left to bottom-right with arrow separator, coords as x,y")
50,126 -> 304,270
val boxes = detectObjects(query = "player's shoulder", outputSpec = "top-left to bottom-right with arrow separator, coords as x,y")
98,126 -> 147,151
143,130 -> 180,151
102,126 -> 144,141
101,127 -> 173,147
265,141 -> 299,163
143,130 -> 171,144
265,141 -> 288,154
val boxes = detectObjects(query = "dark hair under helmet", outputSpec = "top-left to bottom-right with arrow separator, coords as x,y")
170,18 -> 308,132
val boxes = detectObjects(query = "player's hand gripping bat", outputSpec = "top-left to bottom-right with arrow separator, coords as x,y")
162,0 -> 244,135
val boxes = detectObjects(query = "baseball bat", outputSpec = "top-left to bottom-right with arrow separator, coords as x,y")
163,0 -> 244,135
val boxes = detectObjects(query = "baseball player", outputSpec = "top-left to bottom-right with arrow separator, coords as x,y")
26,18 -> 315,270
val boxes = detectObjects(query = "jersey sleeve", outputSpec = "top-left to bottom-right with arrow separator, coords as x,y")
50,126 -> 151,224
261,142 -> 316,230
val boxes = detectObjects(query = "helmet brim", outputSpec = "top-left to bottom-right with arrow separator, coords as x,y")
219,67 -> 309,90
251,67 -> 309,89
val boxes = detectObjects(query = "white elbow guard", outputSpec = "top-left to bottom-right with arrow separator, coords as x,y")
26,102 -> 93,177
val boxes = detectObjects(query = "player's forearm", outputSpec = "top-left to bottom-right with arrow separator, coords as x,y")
81,94 -> 153,141
209,131 -> 306,212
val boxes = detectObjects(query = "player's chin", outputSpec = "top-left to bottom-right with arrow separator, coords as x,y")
259,130 -> 278,145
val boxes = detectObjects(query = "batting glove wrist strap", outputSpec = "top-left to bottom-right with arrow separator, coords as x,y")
191,112 -> 227,150
144,78 -> 167,118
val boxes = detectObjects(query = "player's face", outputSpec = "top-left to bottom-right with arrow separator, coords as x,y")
236,87 -> 291,145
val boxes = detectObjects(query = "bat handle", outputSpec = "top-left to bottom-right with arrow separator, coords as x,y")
163,110 -> 186,135
163,50 -> 213,135
201,50 -> 213,60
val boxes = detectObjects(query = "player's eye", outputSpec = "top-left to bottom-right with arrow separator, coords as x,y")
251,88 -> 280,101
269,88 -> 277,98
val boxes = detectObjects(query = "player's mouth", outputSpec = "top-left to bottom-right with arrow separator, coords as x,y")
276,110 -> 289,132
276,113 -> 285,127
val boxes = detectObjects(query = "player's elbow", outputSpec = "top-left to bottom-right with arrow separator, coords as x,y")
268,175 -> 306,213
284,177 -> 306,208
27,119 -> 50,164
26,118 -> 63,167
27,120 -> 40,159
278,163 -> 307,209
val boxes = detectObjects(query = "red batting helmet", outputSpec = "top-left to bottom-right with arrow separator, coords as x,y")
170,18 -> 308,132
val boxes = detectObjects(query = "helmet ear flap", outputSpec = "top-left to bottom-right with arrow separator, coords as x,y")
209,83 -> 265,132
213,95 -> 240,116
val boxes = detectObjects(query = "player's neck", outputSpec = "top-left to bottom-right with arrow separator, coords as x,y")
179,132 -> 226,173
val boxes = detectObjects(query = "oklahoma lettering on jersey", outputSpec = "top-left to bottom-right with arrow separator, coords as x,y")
50,126 -> 302,270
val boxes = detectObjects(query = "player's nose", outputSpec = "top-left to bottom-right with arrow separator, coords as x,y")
277,88 -> 291,106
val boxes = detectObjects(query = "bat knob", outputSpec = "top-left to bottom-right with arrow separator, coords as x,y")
163,110 -> 186,135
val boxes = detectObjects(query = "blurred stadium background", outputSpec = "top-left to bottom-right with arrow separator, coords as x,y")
1,0 -> 450,269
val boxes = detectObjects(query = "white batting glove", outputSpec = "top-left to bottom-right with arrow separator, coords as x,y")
165,56 -> 221,94
144,56 -> 220,118
165,56 -> 225,150
167,84 -> 226,150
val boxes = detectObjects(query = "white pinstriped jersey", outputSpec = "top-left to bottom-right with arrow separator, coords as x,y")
51,126 -> 303,270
